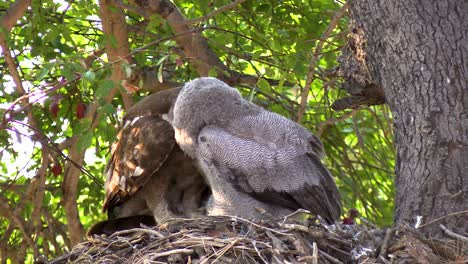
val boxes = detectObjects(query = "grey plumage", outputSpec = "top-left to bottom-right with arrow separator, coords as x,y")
170,77 -> 342,222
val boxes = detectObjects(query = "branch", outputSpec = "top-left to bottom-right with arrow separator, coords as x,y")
0,195 -> 39,258
173,0 -> 247,26
0,1 -> 32,95
0,1 -> 52,259
129,0 -> 230,79
316,110 -> 356,137
439,224 -> 468,242
0,176 -> 37,262
30,148 -> 50,237
0,0 -> 31,31
99,0 -> 135,109
417,210 -> 468,229
296,3 -> 348,123
127,0 -> 255,85
118,0 -> 297,90
58,0 -> 137,246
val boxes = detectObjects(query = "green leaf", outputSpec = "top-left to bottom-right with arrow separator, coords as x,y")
61,64 -> 75,81
156,55 -> 169,66
36,64 -> 53,81
77,130 -> 93,152
95,80 -> 114,99
208,68 -> 218,77
82,70 -> 95,82
97,103 -> 115,114
157,63 -> 164,83
256,78 -> 271,92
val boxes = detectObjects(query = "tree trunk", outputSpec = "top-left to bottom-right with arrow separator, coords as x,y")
343,0 -> 467,237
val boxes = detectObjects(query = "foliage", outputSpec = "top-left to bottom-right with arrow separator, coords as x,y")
0,0 -> 394,261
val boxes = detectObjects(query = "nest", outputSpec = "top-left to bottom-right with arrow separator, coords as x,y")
47,214 -> 467,264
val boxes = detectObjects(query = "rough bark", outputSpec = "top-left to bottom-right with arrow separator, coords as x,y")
343,0 -> 467,237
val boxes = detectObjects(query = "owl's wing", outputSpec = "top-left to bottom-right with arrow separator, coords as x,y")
124,87 -> 181,120
102,114 -> 175,215
197,112 -> 341,222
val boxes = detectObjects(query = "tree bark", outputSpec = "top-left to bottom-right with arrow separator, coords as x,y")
343,0 -> 467,237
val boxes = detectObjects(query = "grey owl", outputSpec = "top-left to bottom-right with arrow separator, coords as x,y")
169,77 -> 342,223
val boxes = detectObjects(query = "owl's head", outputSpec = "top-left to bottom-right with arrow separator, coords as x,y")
172,78 -> 243,130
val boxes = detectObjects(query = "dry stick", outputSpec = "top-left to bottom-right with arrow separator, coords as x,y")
109,228 -> 165,239
327,244 -> 352,258
296,2 -> 349,124
280,208 -> 311,226
210,239 -> 238,264
230,216 -> 292,236
312,242 -> 318,264
417,210 -> 468,229
148,248 -> 194,260
319,249 -> 344,264
252,241 -> 269,264
378,228 -> 395,260
439,224 -> 468,242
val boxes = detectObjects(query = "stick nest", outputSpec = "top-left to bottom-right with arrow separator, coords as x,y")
47,215 -> 467,264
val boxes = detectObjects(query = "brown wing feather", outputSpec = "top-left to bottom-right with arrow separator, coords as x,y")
102,115 -> 175,215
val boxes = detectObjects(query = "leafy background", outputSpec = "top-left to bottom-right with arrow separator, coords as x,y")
0,0 -> 394,262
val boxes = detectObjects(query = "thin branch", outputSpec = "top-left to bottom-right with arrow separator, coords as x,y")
109,228 -> 165,239
173,0 -> 247,26
8,120 -> 103,186
439,224 -> 468,242
417,210 -> 468,229
296,3 -> 349,123
316,110 -> 356,137
0,195 -> 40,258
147,248 -> 193,260
378,228 -> 395,259
127,0 -> 229,78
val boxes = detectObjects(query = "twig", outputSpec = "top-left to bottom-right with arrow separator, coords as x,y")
316,110 -> 357,137
281,223 -> 310,233
312,242 -> 318,264
319,249 -> 344,264
148,248 -> 194,260
378,228 -> 395,259
109,228 -> 165,239
280,208 -> 311,226
211,239 -> 238,263
417,210 -> 468,228
296,2 -> 349,123
0,195 -> 40,257
439,224 -> 468,242
229,216 -> 292,236
327,244 -> 352,258
252,241 -> 269,264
